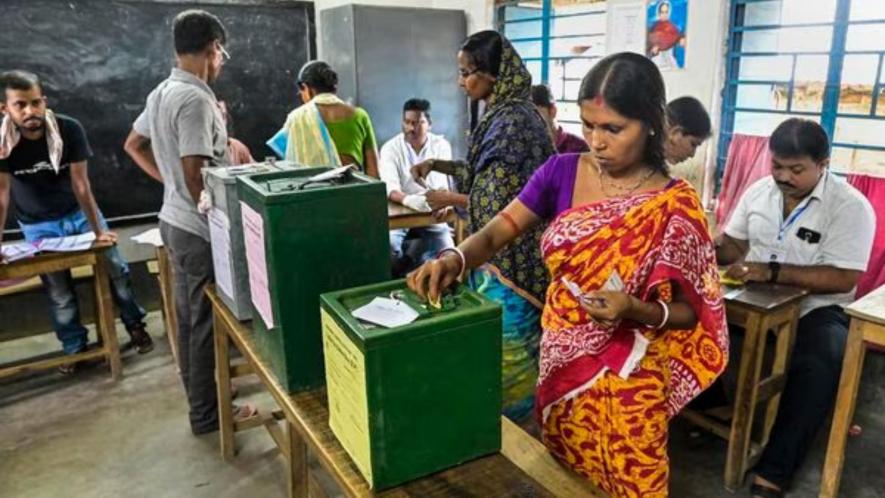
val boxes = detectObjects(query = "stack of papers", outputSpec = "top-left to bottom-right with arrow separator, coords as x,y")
1,241 -> 40,263
2,232 -> 99,264
131,228 -> 163,247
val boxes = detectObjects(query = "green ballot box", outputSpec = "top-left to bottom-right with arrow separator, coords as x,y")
319,280 -> 503,490
237,167 -> 390,392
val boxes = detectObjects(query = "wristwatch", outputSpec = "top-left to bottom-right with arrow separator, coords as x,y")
768,261 -> 781,283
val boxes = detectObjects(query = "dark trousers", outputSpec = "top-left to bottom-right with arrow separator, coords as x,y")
754,305 -> 850,488
160,221 -> 218,434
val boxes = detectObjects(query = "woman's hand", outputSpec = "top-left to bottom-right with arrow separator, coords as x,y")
410,159 -> 435,188
579,290 -> 634,328
406,253 -> 462,304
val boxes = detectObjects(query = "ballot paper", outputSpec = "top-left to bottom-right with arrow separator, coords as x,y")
1,241 -> 39,263
131,228 -> 164,247
306,165 -> 354,183
37,232 -> 96,252
351,297 -> 420,329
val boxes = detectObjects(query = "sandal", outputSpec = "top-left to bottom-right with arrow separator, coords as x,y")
750,483 -> 784,498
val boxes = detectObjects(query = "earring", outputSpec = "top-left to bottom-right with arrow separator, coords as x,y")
650,129 -> 656,136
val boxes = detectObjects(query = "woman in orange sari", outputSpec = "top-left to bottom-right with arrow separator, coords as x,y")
408,52 -> 728,497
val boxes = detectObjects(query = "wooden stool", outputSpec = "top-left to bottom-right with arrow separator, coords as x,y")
683,283 -> 807,490
819,285 -> 885,498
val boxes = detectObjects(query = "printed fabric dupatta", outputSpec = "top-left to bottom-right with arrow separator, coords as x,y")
535,179 -> 729,422
279,93 -> 343,167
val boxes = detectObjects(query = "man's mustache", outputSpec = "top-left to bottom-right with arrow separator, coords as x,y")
776,181 -> 796,189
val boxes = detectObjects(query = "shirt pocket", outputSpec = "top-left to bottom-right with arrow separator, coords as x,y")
790,224 -> 824,264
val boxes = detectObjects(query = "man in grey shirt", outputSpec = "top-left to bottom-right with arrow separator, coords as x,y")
125,9 -> 252,435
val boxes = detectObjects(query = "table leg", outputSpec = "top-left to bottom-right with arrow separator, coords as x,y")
287,420 -> 308,498
214,316 -> 235,460
157,248 -> 181,371
93,255 -> 122,380
819,319 -> 867,498
725,312 -> 767,490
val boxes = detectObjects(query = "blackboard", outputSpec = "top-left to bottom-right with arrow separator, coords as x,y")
1,0 -> 315,229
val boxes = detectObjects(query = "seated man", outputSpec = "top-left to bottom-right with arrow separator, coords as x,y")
716,118 -> 875,498
664,96 -> 712,164
379,98 -> 455,276
0,70 -> 152,369
530,84 -> 588,154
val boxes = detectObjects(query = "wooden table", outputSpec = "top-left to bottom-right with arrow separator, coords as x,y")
387,202 -> 464,243
682,282 -> 808,490
153,246 -> 180,369
207,286 -> 604,498
0,242 -> 122,380
819,285 -> 885,498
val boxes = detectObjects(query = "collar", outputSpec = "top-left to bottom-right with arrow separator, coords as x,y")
401,132 -> 433,155
807,170 -> 829,201
169,68 -> 216,100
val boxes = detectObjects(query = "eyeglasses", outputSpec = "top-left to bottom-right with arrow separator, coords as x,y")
458,67 -> 480,79
219,44 -> 231,62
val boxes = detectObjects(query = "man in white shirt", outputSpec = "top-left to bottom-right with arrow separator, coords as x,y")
380,99 -> 455,276
716,119 -> 875,497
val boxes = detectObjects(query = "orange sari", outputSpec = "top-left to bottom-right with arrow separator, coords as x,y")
537,179 -> 728,497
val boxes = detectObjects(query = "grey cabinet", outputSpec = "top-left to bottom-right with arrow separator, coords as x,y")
321,5 -> 468,157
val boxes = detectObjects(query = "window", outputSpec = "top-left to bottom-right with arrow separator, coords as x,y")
719,0 -> 885,186
497,0 -> 608,135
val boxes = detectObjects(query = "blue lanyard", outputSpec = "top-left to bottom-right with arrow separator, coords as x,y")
778,200 -> 810,242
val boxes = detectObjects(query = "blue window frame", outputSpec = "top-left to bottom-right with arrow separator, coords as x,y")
497,1 -> 608,135
718,0 -> 885,189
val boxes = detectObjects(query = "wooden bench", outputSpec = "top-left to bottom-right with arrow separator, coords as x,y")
819,285 -> 885,498
207,286 -> 605,498
683,282 -> 808,490
0,243 -> 122,380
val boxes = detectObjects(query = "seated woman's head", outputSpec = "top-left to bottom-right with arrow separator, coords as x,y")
296,61 -> 338,102
458,30 -> 504,102
578,52 -> 667,175
665,96 -> 711,164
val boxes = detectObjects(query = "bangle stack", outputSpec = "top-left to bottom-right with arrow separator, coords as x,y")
655,299 -> 670,329
437,247 -> 466,280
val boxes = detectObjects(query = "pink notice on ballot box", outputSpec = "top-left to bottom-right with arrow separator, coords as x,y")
240,201 -> 274,329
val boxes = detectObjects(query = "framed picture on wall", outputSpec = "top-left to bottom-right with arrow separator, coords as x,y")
646,0 -> 688,71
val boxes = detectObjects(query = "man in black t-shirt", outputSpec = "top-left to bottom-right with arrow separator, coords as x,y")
0,70 -> 153,366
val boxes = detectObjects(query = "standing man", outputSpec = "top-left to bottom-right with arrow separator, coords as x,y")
530,84 -> 588,154
0,70 -> 152,371
124,9 -> 253,435
379,98 -> 457,276
717,118 -> 875,498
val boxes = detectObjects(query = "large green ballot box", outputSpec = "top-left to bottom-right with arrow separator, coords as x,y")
319,280 -> 503,490
237,167 -> 390,392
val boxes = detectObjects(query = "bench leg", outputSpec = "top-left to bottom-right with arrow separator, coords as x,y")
93,256 -> 122,380
761,313 -> 799,447
157,248 -> 181,371
287,421 -> 308,498
819,319 -> 866,498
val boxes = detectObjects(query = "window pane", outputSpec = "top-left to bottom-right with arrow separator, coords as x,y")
845,23 -> 885,52
744,0 -> 837,26
793,55 -> 829,112
838,54 -> 879,114
561,57 -> 599,81
738,55 -> 794,81
736,84 -> 789,111
505,5 -> 542,22
878,92 -> 885,117
525,60 -> 543,85
560,121 -> 583,137
504,19 -> 543,39
550,35 -> 605,58
742,26 -> 833,53
557,100 -> 582,125
512,40 -> 542,59
834,117 -> 885,147
733,112 -> 819,136
831,147 -> 885,175
849,0 -> 885,22
551,12 -> 605,37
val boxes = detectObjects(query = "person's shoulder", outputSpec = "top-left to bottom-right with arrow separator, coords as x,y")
743,175 -> 776,199
428,132 -> 451,147
827,173 -> 875,218
54,114 -> 88,137
380,133 -> 403,153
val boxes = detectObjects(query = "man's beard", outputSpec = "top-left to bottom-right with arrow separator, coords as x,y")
20,117 -> 45,130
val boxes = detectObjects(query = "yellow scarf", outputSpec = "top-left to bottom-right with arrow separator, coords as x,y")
284,93 -> 343,167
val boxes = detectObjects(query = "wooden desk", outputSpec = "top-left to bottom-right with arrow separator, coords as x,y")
683,283 -> 808,490
819,285 -> 885,498
0,243 -> 122,380
387,202 -> 464,243
207,286 -> 603,498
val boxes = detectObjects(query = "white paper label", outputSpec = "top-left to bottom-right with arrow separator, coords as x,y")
208,208 -> 234,301
241,202 -> 274,329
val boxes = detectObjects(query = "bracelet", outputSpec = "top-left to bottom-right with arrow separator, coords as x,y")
437,247 -> 466,280
655,299 -> 670,330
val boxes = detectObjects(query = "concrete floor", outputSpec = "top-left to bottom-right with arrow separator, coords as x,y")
2,311 -> 884,498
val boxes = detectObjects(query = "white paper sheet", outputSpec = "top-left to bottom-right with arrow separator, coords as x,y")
131,228 -> 164,247
37,232 -> 96,252
208,208 -> 235,300
1,241 -> 39,263
351,297 -> 420,329
606,0 -> 647,55
241,202 -> 274,329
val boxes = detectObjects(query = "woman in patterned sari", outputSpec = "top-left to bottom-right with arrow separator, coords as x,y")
408,52 -> 728,497
411,30 -> 554,422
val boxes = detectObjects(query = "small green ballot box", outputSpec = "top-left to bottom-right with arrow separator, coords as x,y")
236,167 -> 390,392
319,280 -> 503,490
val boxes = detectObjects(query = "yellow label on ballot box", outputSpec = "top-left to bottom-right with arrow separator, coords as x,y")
322,309 -> 372,483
